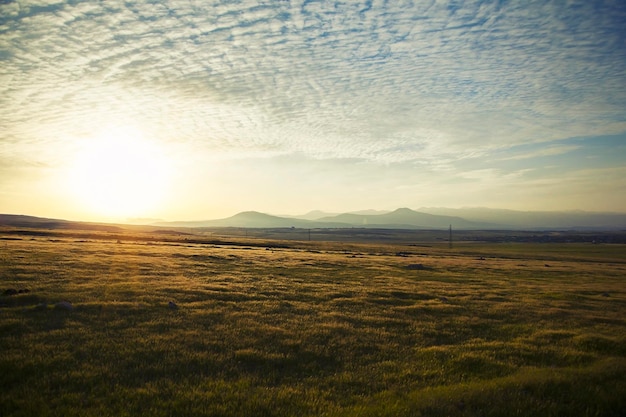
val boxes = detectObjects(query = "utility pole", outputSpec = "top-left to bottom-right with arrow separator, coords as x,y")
449,224 -> 452,249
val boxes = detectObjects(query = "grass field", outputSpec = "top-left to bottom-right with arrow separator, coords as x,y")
1,229 -> 625,416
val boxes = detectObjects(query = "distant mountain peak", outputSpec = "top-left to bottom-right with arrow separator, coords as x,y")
304,210 -> 329,216
142,207 -> 626,230
234,211 -> 269,217
347,209 -> 392,215
392,207 -> 416,213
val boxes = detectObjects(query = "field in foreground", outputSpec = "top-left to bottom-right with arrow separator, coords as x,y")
1,230 -> 625,416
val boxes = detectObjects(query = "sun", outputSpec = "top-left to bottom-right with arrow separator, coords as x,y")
68,126 -> 172,220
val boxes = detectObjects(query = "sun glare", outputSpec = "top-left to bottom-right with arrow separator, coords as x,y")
68,126 -> 172,220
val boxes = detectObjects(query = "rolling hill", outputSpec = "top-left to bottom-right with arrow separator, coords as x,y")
155,211 -> 353,229
156,208 -> 492,229
418,207 -> 626,230
3,207 -> 626,231
316,208 -> 491,229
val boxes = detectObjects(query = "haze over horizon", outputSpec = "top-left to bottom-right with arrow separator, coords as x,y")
2,0 -> 625,223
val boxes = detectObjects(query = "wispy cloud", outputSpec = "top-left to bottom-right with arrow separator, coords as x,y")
2,0 -> 626,216
500,145 -> 581,161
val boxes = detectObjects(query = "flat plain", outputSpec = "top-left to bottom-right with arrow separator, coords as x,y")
1,227 -> 625,416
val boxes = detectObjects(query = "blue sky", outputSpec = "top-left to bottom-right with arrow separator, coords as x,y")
1,0 -> 625,221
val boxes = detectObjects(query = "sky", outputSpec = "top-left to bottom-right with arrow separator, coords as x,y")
1,0 -> 625,223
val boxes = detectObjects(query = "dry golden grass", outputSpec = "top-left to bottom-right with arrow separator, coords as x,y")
1,230 -> 625,416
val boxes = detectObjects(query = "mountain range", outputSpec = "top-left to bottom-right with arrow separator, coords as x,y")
2,208 -> 625,231
154,207 -> 626,230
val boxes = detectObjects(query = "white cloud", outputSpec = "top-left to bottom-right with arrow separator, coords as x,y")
500,145 -> 581,161
2,0 -> 626,216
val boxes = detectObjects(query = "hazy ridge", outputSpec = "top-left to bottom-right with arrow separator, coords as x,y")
151,207 -> 626,230
2,207 -> 626,230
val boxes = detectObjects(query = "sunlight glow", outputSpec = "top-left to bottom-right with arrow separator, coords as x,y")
67,126 -> 172,220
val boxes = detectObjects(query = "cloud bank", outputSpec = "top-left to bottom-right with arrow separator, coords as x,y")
1,0 -> 625,217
